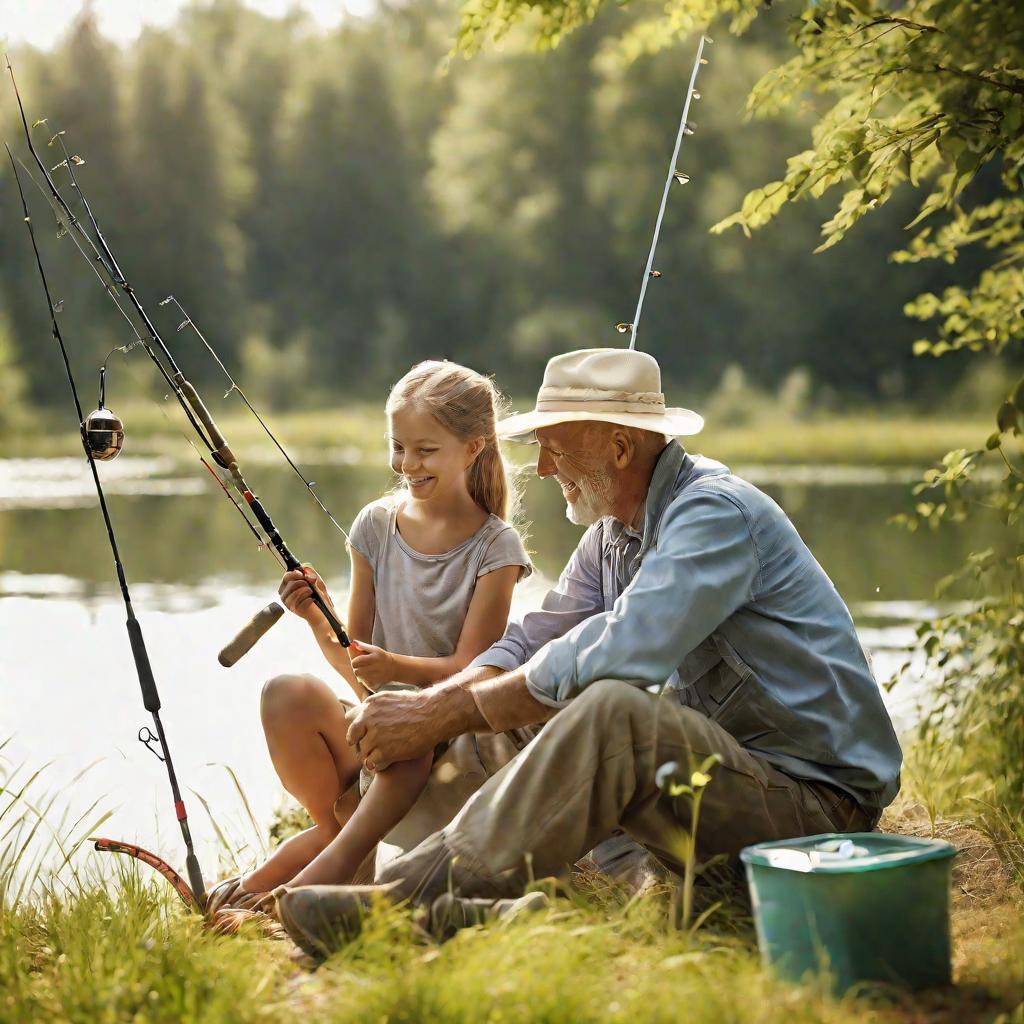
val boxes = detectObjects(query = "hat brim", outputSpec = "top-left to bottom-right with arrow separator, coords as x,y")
497,407 -> 703,440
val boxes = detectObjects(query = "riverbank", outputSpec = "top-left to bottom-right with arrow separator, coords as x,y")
8,403 -> 994,468
1,791 -> 1020,1024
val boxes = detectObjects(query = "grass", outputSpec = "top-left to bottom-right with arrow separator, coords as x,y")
4,400 -> 993,467
2,757 -> 1022,1024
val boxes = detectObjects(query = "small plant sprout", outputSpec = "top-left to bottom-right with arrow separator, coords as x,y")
655,752 -> 723,934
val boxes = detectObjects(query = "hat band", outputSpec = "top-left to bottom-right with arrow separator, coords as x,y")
535,385 -> 666,416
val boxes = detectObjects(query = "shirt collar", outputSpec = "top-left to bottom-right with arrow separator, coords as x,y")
606,440 -> 687,549
639,440 -> 686,551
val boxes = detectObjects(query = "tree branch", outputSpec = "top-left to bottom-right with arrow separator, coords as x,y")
858,16 -> 941,35
932,63 -> 1024,98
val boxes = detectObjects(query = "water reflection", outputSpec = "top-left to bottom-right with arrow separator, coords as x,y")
0,456 -> 1005,601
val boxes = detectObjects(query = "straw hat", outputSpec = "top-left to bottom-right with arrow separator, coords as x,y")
498,348 -> 703,438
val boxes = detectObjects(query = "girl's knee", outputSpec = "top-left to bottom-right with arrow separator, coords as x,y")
260,673 -> 332,724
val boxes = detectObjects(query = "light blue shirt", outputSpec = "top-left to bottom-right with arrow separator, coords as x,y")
472,441 -> 902,811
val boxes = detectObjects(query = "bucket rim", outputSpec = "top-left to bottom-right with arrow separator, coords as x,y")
740,831 -> 957,873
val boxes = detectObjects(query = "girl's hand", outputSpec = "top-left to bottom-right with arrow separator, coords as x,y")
349,640 -> 397,688
278,566 -> 336,627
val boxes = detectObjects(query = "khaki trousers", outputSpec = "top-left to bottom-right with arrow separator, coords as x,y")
383,679 -> 874,896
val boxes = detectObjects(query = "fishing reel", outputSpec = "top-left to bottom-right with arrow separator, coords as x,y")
82,364 -> 124,461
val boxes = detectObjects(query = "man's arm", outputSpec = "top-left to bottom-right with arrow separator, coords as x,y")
523,490 -> 761,707
468,524 -> 606,674
344,664 -> 554,770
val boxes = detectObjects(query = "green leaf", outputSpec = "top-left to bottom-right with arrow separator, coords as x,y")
937,135 -> 966,162
986,432 -> 1002,450
1011,376 -> 1024,414
1002,103 -> 1023,140
709,212 -> 747,236
997,401 -> 1019,433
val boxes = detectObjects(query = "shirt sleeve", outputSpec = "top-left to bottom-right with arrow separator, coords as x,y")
468,523 -> 606,674
347,501 -> 382,566
477,525 -> 533,582
522,490 -> 761,708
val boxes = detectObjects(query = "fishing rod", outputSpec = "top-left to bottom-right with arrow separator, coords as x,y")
159,294 -> 352,666
5,143 -> 208,912
616,35 -> 712,350
6,59 -> 352,662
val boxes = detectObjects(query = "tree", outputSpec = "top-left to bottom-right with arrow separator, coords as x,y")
118,30 -> 246,381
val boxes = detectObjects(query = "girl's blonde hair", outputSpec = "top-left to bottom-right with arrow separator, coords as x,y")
387,360 -> 518,522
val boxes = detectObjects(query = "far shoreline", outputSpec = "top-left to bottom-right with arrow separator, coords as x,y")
4,404 -> 994,468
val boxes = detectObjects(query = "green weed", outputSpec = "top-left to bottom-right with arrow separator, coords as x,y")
1,753 -> 1021,1023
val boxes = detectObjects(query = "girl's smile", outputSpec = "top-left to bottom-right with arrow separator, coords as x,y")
388,404 -> 483,505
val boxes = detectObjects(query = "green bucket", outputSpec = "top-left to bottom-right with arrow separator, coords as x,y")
741,832 -> 956,993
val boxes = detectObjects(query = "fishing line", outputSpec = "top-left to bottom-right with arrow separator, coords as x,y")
27,133 -> 280,559
160,295 -> 351,543
14,156 -> 149,353
6,63 -> 219,456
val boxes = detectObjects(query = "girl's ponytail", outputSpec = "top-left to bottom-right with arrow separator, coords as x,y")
467,437 -> 508,521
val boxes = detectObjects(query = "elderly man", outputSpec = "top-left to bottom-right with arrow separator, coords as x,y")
276,348 -> 902,950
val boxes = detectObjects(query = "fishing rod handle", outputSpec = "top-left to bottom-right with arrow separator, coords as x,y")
176,376 -> 236,468
184,850 -> 207,912
239,491 -> 352,650
310,589 -> 351,649
126,614 -> 161,712
218,601 -> 285,667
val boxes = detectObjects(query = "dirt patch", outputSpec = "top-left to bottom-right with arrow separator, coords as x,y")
881,802 -> 1019,908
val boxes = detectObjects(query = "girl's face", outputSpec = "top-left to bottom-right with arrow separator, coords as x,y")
388,403 -> 484,505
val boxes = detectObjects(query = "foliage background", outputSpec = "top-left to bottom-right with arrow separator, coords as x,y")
1,0 -> 1012,416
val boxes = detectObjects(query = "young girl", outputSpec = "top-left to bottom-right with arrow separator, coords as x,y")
210,361 -> 530,921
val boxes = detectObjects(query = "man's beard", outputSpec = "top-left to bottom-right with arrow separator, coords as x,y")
564,468 -> 614,526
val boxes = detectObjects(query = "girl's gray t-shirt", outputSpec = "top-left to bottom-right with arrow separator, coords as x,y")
348,498 -> 532,658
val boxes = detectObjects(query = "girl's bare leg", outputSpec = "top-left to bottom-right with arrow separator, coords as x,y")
241,674 -> 362,893
287,752 -> 433,887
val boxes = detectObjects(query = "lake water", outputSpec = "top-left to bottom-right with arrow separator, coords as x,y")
0,453 -> 989,882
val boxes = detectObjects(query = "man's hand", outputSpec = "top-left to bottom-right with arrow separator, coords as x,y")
348,640 -> 397,688
278,566 -> 336,628
344,684 -> 478,770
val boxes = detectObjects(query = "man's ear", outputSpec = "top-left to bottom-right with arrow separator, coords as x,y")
611,427 -> 635,469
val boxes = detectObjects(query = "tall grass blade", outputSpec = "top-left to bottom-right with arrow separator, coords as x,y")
189,786 -> 234,857
207,761 -> 268,857
0,761 -> 55,825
